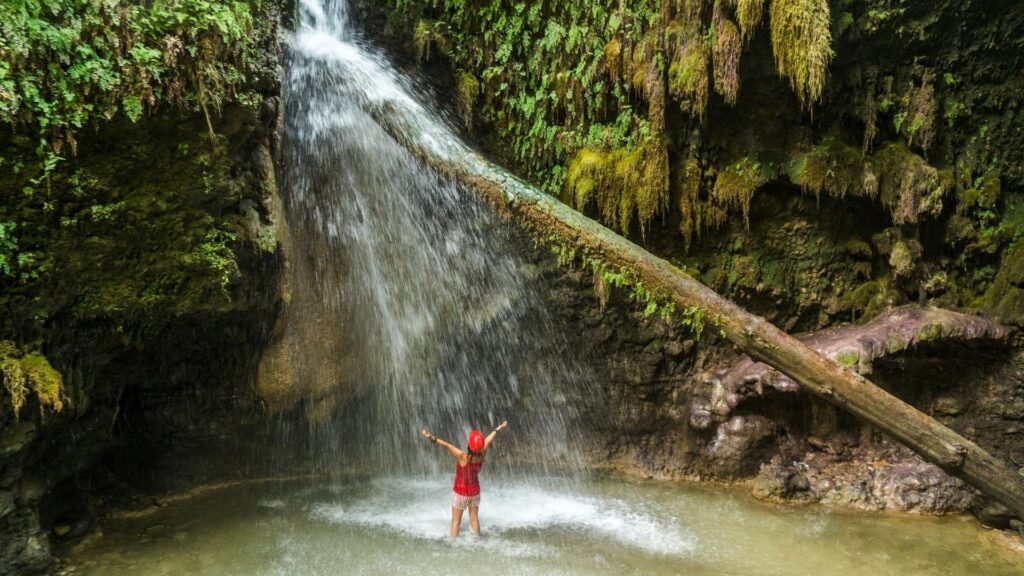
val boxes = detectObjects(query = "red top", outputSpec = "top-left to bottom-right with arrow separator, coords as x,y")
453,458 -> 483,496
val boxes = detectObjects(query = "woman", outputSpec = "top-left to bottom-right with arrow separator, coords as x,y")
421,420 -> 508,537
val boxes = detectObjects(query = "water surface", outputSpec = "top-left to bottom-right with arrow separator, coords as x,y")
66,477 -> 1022,575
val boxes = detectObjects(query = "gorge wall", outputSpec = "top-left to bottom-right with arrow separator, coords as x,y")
0,2 -> 289,573
2,0 -> 1024,573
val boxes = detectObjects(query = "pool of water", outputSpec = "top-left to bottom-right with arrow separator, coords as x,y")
65,476 -> 1023,575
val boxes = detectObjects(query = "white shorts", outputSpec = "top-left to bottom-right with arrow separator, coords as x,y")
452,491 -> 481,510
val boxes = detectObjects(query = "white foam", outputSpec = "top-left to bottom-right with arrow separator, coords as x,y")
309,478 -> 696,557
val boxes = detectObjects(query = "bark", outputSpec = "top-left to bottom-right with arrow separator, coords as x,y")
368,102 -> 1024,519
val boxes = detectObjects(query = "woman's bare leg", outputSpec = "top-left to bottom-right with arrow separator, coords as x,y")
468,506 -> 481,535
450,507 -> 464,538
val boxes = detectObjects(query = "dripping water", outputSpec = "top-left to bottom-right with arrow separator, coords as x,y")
281,0 -> 599,480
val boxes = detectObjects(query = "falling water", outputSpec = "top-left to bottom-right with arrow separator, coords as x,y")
281,0 -> 598,479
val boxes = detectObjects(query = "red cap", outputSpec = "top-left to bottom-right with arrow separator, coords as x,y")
468,429 -> 485,453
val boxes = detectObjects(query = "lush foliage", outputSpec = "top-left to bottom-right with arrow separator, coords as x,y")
384,0 -> 1024,326
0,117 -> 261,343
388,0 -> 834,238
0,0 -> 262,171
0,0 -> 276,346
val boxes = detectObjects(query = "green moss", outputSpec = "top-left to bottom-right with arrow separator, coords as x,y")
675,154 -> 721,250
916,321 -> 945,343
830,278 -> 900,321
888,240 -> 914,278
957,169 -> 1001,215
886,334 -> 909,354
895,71 -> 937,152
0,341 -> 26,418
978,239 -> 1024,326
712,8 -> 742,104
769,0 -> 834,107
835,350 -> 859,367
668,38 -> 711,117
456,71 -> 481,131
565,143 -> 669,236
712,157 -> 771,228
0,342 -> 62,418
20,353 -> 63,413
840,238 -> 873,259
736,0 -> 766,43
413,19 -> 447,61
872,142 -> 945,225
787,131 -> 867,199
722,254 -> 760,289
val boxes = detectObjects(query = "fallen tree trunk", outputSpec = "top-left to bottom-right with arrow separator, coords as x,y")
712,304 -> 1011,397
368,100 -> 1024,519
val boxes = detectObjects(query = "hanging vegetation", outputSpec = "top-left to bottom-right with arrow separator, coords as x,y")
0,340 -> 62,419
736,0 -> 766,43
711,5 -> 743,105
0,0 -> 264,170
769,0 -> 833,107
376,0 -> 1023,323
386,0 -> 835,239
713,157 -> 771,228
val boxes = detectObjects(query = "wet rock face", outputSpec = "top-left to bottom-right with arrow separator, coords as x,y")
0,60 -> 285,576
538,254 -> 1022,515
752,442 -> 975,514
708,416 -> 777,476
1,421 -> 48,574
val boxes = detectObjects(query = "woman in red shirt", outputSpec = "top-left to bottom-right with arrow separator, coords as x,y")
422,420 -> 508,537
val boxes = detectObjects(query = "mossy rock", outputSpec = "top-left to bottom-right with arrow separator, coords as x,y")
0,343 -> 62,417
835,350 -> 859,367
19,353 -> 63,413
830,278 -> 901,321
979,240 -> 1024,325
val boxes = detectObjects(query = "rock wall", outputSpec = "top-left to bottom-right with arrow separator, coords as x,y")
0,8 -> 288,574
538,239 -> 1023,517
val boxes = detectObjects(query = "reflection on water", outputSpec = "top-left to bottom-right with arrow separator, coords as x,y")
66,477 -> 1023,576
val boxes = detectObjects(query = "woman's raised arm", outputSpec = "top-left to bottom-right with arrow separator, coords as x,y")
422,429 -> 466,461
484,421 -> 508,450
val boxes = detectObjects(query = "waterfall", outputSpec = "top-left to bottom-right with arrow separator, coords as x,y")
281,0 -> 599,479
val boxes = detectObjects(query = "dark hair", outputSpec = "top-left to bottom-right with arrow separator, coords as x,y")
466,448 -> 484,463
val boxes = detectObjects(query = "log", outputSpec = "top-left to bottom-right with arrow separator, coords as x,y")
691,304 -> 1010,432
366,98 -> 1024,518
713,304 -> 1011,397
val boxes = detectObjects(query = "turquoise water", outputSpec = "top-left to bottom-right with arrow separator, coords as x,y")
65,476 -> 1023,575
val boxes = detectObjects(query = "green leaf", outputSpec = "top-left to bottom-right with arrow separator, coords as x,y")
123,96 -> 143,123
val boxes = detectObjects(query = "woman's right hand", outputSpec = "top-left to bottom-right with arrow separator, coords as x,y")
421,429 -> 432,440
496,421 -> 508,432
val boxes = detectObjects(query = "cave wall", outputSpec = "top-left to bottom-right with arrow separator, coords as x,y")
0,4 -> 289,573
